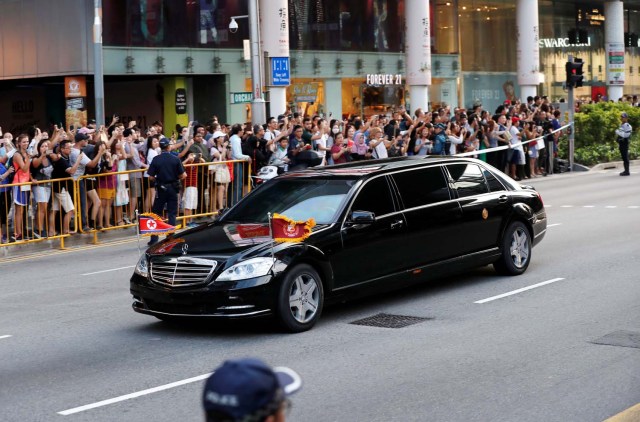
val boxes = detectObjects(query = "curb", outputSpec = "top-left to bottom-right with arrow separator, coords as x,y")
590,159 -> 640,172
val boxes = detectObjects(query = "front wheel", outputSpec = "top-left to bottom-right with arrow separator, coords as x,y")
494,221 -> 531,276
276,264 -> 324,333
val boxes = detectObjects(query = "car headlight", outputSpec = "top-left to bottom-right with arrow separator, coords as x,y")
216,258 -> 275,282
134,254 -> 149,278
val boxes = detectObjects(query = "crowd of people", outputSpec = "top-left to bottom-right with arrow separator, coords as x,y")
0,94 -> 592,245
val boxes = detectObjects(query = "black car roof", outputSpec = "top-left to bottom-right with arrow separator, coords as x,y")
281,156 -> 470,180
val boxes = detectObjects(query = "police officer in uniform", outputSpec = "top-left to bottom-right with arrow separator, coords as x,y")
147,138 -> 186,245
615,112 -> 633,176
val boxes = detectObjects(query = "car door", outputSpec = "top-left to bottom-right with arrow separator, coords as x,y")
332,175 -> 407,289
444,163 -> 512,254
389,165 -> 464,266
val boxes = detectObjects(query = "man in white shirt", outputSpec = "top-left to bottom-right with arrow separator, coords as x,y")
615,112 -> 633,176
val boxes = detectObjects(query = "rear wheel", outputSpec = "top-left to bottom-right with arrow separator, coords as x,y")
494,221 -> 531,275
276,264 -> 324,333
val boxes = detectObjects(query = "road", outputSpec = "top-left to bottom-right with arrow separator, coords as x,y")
1,169 -> 639,422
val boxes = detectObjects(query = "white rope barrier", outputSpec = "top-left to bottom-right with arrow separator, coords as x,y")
454,122 -> 574,158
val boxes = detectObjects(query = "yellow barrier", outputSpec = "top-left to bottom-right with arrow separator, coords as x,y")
1,159 -> 252,250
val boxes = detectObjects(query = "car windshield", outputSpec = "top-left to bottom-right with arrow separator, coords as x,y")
222,178 -> 357,224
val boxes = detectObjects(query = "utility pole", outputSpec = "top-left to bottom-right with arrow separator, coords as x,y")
248,0 -> 266,125
93,0 -> 105,126
568,54 -> 575,172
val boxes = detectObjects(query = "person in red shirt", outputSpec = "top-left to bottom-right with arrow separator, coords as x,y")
331,133 -> 351,164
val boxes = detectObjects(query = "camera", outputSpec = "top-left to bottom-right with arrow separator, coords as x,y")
229,18 -> 238,33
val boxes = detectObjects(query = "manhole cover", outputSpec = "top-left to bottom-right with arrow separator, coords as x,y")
350,313 -> 431,328
591,330 -> 640,349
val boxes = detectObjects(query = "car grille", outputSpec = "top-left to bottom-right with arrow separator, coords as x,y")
149,256 -> 217,287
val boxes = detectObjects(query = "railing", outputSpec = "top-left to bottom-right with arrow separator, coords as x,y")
0,159 -> 251,250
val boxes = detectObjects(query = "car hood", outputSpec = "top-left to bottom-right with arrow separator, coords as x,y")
146,222 -> 272,257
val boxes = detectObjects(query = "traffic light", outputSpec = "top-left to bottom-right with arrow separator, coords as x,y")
625,32 -> 639,47
566,58 -> 584,88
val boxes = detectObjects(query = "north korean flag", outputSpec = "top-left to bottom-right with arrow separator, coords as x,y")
139,213 -> 176,236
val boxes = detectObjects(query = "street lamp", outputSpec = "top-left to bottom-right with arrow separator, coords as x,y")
229,0 -> 266,125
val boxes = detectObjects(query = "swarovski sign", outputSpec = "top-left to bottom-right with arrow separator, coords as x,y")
539,37 -> 592,49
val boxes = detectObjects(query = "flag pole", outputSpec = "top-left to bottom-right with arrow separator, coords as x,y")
135,209 -> 141,257
267,212 -> 275,266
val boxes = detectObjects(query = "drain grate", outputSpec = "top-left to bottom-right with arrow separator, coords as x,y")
591,330 -> 640,349
350,313 -> 432,329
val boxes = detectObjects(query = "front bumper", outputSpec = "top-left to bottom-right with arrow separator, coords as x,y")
130,273 -> 277,319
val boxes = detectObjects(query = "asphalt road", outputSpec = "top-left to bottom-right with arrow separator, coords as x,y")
1,168 -> 639,422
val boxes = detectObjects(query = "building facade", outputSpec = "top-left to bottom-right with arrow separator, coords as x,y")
0,0 -> 639,134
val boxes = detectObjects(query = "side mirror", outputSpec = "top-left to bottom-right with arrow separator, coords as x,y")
349,210 -> 375,225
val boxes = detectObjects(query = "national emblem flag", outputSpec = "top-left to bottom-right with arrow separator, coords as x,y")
270,213 -> 316,243
138,213 -> 176,236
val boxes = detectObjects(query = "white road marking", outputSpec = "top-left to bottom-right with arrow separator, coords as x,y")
560,205 -> 574,208
474,278 -> 565,304
605,206 -> 617,209
629,206 -> 640,209
81,266 -> 135,276
547,223 -> 562,228
58,372 -> 213,415
0,335 -> 12,340
583,205 -> 595,208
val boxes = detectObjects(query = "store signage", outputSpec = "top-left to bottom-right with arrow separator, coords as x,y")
606,42 -> 625,86
175,88 -> 187,114
538,37 -> 592,49
293,83 -> 319,103
366,74 -> 404,85
271,57 -> 290,86
64,76 -> 87,129
230,92 -> 254,104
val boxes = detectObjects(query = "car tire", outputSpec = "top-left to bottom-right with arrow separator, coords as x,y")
494,221 -> 531,276
276,264 -> 324,333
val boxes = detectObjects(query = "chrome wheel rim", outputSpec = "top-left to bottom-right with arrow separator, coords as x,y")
509,228 -> 530,269
289,273 -> 320,324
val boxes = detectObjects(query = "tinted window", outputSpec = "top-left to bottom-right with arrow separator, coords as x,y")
447,164 -> 489,198
483,168 -> 506,192
223,179 -> 355,224
351,177 -> 395,217
392,166 -> 450,209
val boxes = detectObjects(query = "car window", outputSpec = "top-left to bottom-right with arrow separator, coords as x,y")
222,179 -> 356,224
447,163 -> 489,198
483,168 -> 506,192
351,176 -> 395,217
391,166 -> 450,209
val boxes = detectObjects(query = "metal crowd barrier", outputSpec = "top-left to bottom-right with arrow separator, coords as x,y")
1,159 -> 251,250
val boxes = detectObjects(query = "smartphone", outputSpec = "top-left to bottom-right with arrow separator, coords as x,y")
70,125 -> 75,131
59,122 -> 63,128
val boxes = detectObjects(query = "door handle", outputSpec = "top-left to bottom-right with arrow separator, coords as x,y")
498,195 -> 508,203
390,220 -> 404,230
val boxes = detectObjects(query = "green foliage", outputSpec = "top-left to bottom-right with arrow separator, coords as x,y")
558,102 -> 640,166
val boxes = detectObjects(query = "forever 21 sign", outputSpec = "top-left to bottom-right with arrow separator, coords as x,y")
175,89 -> 187,114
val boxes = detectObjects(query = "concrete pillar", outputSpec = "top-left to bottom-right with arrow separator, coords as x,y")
260,0 -> 289,117
324,79 -> 342,119
516,0 -> 540,101
405,0 -> 431,111
605,1 -> 625,101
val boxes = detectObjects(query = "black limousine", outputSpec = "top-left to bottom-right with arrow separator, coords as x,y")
131,156 -> 546,332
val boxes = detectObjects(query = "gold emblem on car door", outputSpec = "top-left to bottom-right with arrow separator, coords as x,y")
482,208 -> 489,220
